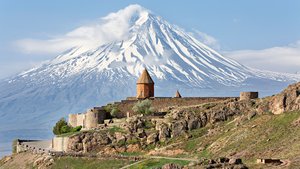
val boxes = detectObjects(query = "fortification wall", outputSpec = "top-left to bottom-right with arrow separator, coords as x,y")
16,139 -> 51,154
52,136 -> 69,152
68,114 -> 77,127
117,97 -> 237,117
240,92 -> 259,101
76,113 -> 85,128
85,109 -> 99,129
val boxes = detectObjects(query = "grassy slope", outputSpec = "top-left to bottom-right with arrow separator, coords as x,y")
51,157 -> 134,169
69,111 -> 299,169
4,112 -> 299,169
129,158 -> 190,169
166,111 -> 300,168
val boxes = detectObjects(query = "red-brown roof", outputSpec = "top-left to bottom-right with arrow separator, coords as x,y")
175,90 -> 182,98
137,69 -> 154,84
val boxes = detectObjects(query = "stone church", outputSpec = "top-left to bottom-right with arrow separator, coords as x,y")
136,69 -> 155,99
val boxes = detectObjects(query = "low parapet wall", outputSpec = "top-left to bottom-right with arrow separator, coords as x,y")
16,139 -> 52,154
52,136 -> 69,152
117,97 -> 238,117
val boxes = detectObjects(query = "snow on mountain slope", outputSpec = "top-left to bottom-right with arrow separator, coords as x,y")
0,4 -> 299,156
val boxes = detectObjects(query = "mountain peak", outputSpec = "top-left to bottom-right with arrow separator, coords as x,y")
104,4 -> 152,27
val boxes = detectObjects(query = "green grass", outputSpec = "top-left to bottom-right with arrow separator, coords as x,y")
51,157 -> 133,169
108,126 -> 126,134
129,158 -> 189,169
198,147 -> 212,158
56,131 -> 82,137
119,151 -> 145,156
152,111 -> 300,167
183,111 -> 300,167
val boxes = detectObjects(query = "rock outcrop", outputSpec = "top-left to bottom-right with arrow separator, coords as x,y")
67,131 -> 112,153
66,82 -> 300,155
269,82 -> 300,114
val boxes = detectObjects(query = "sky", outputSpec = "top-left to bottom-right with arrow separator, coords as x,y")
1,0 -> 300,79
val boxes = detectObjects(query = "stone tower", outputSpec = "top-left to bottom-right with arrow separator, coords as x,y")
136,69 -> 154,99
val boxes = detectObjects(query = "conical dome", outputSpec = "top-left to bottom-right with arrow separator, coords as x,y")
174,90 -> 182,98
137,69 -> 154,84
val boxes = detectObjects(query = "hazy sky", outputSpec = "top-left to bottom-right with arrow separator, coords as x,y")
1,0 -> 300,79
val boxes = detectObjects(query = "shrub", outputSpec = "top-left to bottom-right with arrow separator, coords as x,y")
53,118 -> 81,135
71,126 -> 82,132
110,107 -> 119,117
132,99 -> 154,115
105,104 -> 120,118
61,125 -> 72,133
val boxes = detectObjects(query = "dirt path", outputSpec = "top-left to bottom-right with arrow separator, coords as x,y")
120,155 -> 198,169
120,159 -> 148,169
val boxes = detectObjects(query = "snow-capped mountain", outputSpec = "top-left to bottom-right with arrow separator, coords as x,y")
0,4 -> 299,155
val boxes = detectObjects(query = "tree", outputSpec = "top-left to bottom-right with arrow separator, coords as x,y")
132,99 -> 154,115
53,118 -> 82,135
53,118 -> 69,135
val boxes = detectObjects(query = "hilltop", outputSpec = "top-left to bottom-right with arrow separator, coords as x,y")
1,81 -> 299,168
1,5 -> 300,154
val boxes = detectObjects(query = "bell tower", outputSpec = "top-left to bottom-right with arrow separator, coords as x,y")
136,69 -> 154,99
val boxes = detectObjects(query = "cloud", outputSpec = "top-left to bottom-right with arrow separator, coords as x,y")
109,50 -> 173,69
15,4 -> 148,55
224,41 -> 300,73
144,50 -> 173,66
189,30 -> 220,50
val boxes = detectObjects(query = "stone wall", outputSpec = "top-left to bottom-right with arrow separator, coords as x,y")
240,92 -> 259,101
68,97 -> 238,128
77,113 -> 86,128
117,97 -> 237,117
68,107 -> 107,129
68,114 -> 77,127
52,136 -> 69,152
16,139 -> 51,154
136,83 -> 154,98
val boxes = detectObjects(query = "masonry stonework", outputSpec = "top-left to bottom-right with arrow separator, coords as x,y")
68,114 -> 77,127
136,69 -> 154,99
68,107 -> 107,130
240,92 -> 259,101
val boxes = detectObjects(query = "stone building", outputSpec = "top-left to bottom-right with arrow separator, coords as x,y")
68,107 -> 107,129
136,69 -> 154,99
240,92 -> 259,101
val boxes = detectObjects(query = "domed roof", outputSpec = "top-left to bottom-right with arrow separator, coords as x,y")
137,69 -> 154,84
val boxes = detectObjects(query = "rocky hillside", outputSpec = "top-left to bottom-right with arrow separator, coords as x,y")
1,82 -> 300,169
1,5 -> 300,154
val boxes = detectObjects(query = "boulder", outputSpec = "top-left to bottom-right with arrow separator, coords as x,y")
160,163 -> 183,169
115,132 -> 126,145
229,158 -> 242,164
67,131 -> 112,152
2,156 -> 12,163
126,144 -> 141,152
170,120 -> 187,138
125,116 -> 144,132
137,128 -> 147,138
147,132 -> 158,145
270,82 -> 300,114
157,123 -> 170,142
